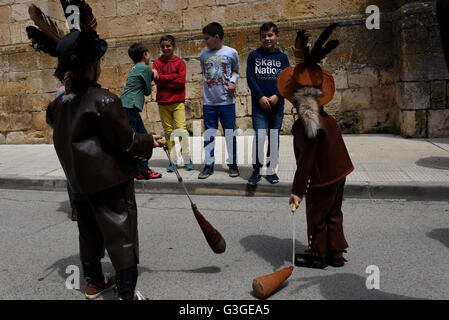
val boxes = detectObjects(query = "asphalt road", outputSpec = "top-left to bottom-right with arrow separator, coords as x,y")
0,189 -> 448,300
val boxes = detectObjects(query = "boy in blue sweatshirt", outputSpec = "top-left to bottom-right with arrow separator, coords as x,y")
247,22 -> 290,185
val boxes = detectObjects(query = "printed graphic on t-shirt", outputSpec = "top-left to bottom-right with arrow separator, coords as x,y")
255,58 -> 283,80
204,54 -> 233,88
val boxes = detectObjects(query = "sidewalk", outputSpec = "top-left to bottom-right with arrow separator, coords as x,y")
0,134 -> 448,200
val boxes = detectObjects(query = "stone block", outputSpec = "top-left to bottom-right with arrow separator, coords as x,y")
6,131 -> 25,144
9,112 -> 32,131
236,79 -> 250,96
183,6 -> 226,30
0,5 -> 11,23
180,38 -> 206,58
428,109 -> 449,137
380,70 -> 395,85
8,52 -> 36,72
99,66 -> 120,89
117,0 -> 139,16
348,67 -> 379,88
371,85 -> 396,110
146,101 -> 160,122
0,112 -> 9,131
236,117 -> 252,131
359,109 -> 395,132
190,0 -> 214,8
236,96 -> 248,117
0,133 -> 5,144
430,80 -> 446,108
90,0 -> 117,17
32,111 -> 48,131
40,69 -> 60,93
161,0 -> 187,11
185,99 -> 203,119
400,110 -> 427,138
400,53 -> 449,82
185,58 -> 202,82
341,88 -> 372,111
104,15 -> 138,38
137,10 -> 183,35
333,68 -> 348,90
396,82 -> 430,110
26,131 -> 47,144
36,52 -> 58,69
185,81 -> 203,100
11,3 -> 28,22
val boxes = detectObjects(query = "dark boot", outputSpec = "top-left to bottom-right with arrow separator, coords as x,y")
295,253 -> 328,269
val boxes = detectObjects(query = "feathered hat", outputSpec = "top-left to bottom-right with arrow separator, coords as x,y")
26,0 -> 106,81
277,23 -> 340,106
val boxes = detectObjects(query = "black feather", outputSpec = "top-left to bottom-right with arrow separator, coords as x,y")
312,40 -> 340,63
26,26 -> 59,57
309,23 -> 339,64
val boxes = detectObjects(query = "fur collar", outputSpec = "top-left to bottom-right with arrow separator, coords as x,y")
292,87 -> 322,138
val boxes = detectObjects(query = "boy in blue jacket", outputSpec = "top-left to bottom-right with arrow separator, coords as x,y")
247,22 -> 290,185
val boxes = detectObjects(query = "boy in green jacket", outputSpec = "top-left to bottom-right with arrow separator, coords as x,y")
121,42 -> 162,180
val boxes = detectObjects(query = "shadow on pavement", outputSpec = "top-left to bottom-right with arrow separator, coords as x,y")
57,200 -> 72,220
426,228 -> 449,249
415,157 -> 449,170
40,254 -> 221,299
240,235 -> 307,271
290,273 -> 425,300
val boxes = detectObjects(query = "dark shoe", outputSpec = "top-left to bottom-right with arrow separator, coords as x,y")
228,164 -> 240,177
266,173 -> 280,184
247,170 -> 262,185
167,164 -> 175,172
198,165 -> 214,179
71,208 -> 78,221
326,256 -> 347,267
85,276 -> 116,300
295,254 -> 328,269
185,162 -> 194,171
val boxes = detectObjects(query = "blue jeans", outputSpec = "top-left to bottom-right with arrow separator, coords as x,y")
252,103 -> 284,170
203,104 -> 237,166
124,108 -> 149,173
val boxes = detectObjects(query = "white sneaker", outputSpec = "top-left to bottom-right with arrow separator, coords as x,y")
134,290 -> 148,300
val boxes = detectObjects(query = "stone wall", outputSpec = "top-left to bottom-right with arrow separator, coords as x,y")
0,0 -> 448,144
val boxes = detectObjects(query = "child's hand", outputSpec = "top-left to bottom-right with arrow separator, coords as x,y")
268,95 -> 279,107
289,194 -> 302,209
228,82 -> 236,97
152,69 -> 159,81
259,96 -> 271,109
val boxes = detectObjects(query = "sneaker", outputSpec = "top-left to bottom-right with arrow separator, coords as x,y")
228,164 -> 240,177
136,172 -> 149,180
145,168 -> 162,179
266,173 -> 280,184
198,165 -> 214,179
247,170 -> 262,185
167,164 -> 175,172
295,254 -> 328,269
85,276 -> 116,300
185,162 -> 194,171
71,208 -> 78,221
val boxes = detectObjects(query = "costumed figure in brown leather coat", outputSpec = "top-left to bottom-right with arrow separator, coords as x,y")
26,1 -> 162,299
278,24 -> 354,269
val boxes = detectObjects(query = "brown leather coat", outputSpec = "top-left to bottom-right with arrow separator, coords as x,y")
46,80 -> 154,194
291,108 -> 354,197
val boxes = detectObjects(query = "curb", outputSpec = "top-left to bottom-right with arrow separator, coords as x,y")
0,176 -> 448,201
